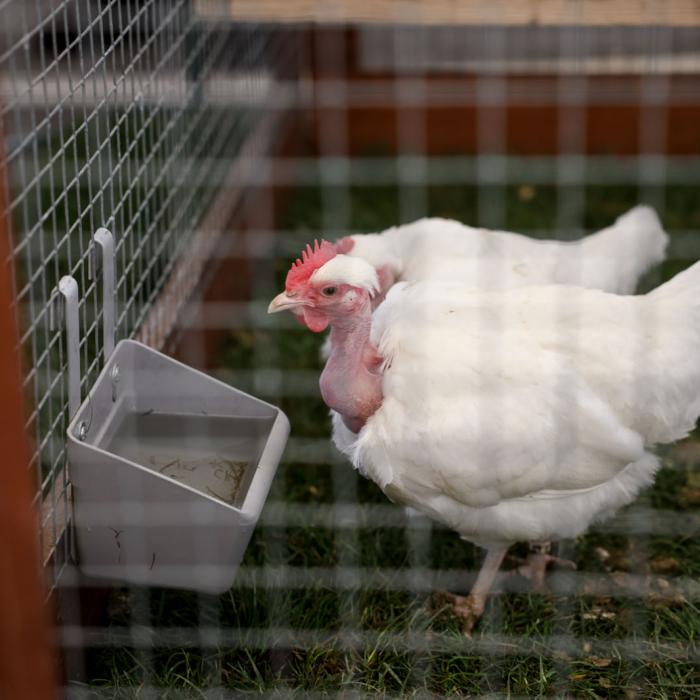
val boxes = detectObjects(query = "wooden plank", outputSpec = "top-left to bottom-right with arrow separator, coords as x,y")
316,99 -> 700,156
40,474 -> 71,566
195,0 -> 700,26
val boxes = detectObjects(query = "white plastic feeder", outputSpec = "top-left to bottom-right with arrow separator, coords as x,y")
58,230 -> 289,593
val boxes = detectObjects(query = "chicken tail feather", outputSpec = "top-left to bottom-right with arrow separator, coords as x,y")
581,205 -> 668,294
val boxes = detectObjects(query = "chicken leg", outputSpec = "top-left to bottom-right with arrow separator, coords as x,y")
437,546 -> 508,636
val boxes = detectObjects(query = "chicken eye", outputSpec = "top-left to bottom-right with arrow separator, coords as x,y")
321,286 -> 337,297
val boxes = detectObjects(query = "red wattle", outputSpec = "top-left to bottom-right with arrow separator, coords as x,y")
303,308 -> 329,333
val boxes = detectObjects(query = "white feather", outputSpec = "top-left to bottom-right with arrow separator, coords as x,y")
311,254 -> 380,294
330,263 -> 700,548
346,206 -> 668,293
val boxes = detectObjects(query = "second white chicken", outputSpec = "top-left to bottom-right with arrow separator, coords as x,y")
335,205 -> 668,297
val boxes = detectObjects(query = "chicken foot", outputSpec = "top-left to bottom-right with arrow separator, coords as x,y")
514,542 -> 577,592
436,546 -> 508,636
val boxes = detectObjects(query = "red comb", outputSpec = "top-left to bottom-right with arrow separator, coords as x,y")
285,239 -> 337,291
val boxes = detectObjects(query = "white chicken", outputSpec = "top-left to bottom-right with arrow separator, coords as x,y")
334,205 -> 667,298
269,240 -> 700,634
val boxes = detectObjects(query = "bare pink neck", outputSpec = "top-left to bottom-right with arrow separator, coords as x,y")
319,301 -> 384,433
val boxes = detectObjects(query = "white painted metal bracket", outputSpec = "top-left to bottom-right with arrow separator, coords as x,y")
50,275 -> 81,419
89,228 -> 116,361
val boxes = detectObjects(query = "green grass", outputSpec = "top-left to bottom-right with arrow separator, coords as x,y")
82,173 -> 700,698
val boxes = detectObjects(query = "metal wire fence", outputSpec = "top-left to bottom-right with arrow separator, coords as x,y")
4,3 -> 700,697
1,0 -> 301,592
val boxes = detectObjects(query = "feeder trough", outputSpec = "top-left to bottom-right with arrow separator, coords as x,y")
67,339 -> 289,593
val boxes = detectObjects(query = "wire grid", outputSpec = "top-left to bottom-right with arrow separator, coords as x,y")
2,7 -> 698,697
0,0 -> 299,591
41,15 -> 700,698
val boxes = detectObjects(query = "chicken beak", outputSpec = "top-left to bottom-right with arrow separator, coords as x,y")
268,292 -> 305,314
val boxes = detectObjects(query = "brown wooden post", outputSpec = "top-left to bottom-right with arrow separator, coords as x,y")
0,145 -> 57,698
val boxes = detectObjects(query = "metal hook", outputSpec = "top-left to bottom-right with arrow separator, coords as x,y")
51,276 -> 81,418
91,228 -> 116,361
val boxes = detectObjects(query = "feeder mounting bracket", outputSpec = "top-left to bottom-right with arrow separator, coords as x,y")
50,276 -> 81,418
89,227 -> 116,361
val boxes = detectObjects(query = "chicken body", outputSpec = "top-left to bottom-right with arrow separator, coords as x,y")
330,272 -> 700,547
270,246 -> 700,633
340,205 -> 668,295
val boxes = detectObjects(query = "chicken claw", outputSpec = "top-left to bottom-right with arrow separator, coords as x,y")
433,547 -> 509,636
434,590 -> 488,637
515,543 -> 577,593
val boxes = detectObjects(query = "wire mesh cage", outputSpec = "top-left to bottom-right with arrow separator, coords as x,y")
1,0 -> 301,594
2,1 -> 700,697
